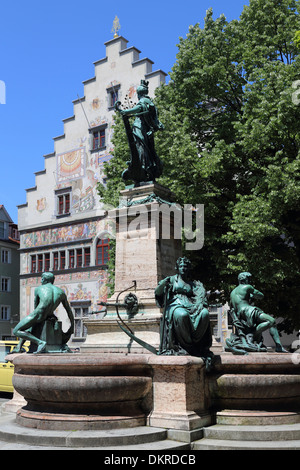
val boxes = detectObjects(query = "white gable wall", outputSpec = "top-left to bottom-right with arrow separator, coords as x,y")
17,35 -> 167,345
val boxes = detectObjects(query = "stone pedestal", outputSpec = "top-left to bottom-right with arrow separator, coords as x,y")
112,183 -> 182,300
29,319 -> 68,353
82,183 -> 182,353
147,356 -> 212,431
81,316 -> 161,353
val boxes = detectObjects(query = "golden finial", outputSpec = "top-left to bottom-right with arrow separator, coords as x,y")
111,16 -> 121,38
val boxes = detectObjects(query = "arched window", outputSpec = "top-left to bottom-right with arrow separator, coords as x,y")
96,238 -> 110,266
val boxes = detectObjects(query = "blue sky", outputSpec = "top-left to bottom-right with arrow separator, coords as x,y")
0,0 -> 249,223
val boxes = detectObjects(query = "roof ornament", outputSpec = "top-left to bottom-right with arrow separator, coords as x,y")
111,16 -> 121,38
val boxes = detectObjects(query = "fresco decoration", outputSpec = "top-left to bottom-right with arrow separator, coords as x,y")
36,197 -> 47,213
21,270 -> 108,287
21,219 -> 114,249
59,285 -> 69,296
72,187 -> 95,214
91,98 -> 101,110
86,149 -> 113,190
98,277 -> 108,300
98,154 -> 113,167
89,116 -> 107,129
54,129 -> 114,215
70,284 -> 92,302
57,148 -> 86,183
21,270 -> 109,319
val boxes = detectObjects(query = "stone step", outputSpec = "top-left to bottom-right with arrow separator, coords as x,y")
0,415 -> 189,450
203,423 -> 300,441
191,422 -> 300,450
216,410 -> 300,426
0,438 -> 190,451
192,438 -> 300,450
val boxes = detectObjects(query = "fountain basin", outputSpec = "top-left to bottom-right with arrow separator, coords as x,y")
209,353 -> 300,411
12,353 -> 152,430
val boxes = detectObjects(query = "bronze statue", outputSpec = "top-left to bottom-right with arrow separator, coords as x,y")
225,272 -> 288,355
114,259 -> 214,369
12,272 -> 74,354
115,79 -> 164,185
155,257 -> 214,368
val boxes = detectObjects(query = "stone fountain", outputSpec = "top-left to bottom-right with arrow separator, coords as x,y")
1,81 -> 300,450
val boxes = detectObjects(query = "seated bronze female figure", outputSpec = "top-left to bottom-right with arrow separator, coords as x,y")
155,257 -> 213,367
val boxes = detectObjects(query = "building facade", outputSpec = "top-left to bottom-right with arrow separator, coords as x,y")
0,205 -> 20,339
17,34 -> 167,348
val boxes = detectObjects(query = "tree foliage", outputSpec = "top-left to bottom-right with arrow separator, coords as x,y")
99,0 -> 300,329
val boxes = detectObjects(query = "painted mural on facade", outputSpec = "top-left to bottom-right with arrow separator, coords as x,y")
21,218 -> 114,249
21,269 -> 109,315
57,148 -> 86,183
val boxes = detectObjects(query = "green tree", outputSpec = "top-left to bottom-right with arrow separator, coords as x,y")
97,112 -> 128,208
295,30 -> 300,49
99,0 -> 300,329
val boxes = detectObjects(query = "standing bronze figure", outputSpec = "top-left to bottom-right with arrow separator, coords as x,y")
115,79 -> 164,186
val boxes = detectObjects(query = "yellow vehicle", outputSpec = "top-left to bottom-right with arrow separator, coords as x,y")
0,340 -> 29,393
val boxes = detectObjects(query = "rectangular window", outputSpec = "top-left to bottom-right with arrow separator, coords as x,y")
110,90 -> 118,107
31,255 -> 37,273
93,131 -> 99,149
60,251 -> 66,270
58,194 -> 70,214
57,192 -> 71,217
99,129 -> 105,147
9,225 -> 19,240
58,195 -> 64,215
107,84 -> 120,110
96,238 -> 109,266
1,249 -> 11,264
44,253 -> 50,272
76,249 -> 82,268
1,277 -> 11,292
37,254 -> 43,272
69,250 -> 75,269
73,306 -> 90,339
31,253 -> 51,273
65,193 -> 70,213
0,222 -> 4,239
0,306 -> 10,321
52,251 -> 66,271
91,127 -> 106,150
0,221 -> 7,239
53,252 -> 59,271
66,248 -> 91,269
84,247 -> 90,267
